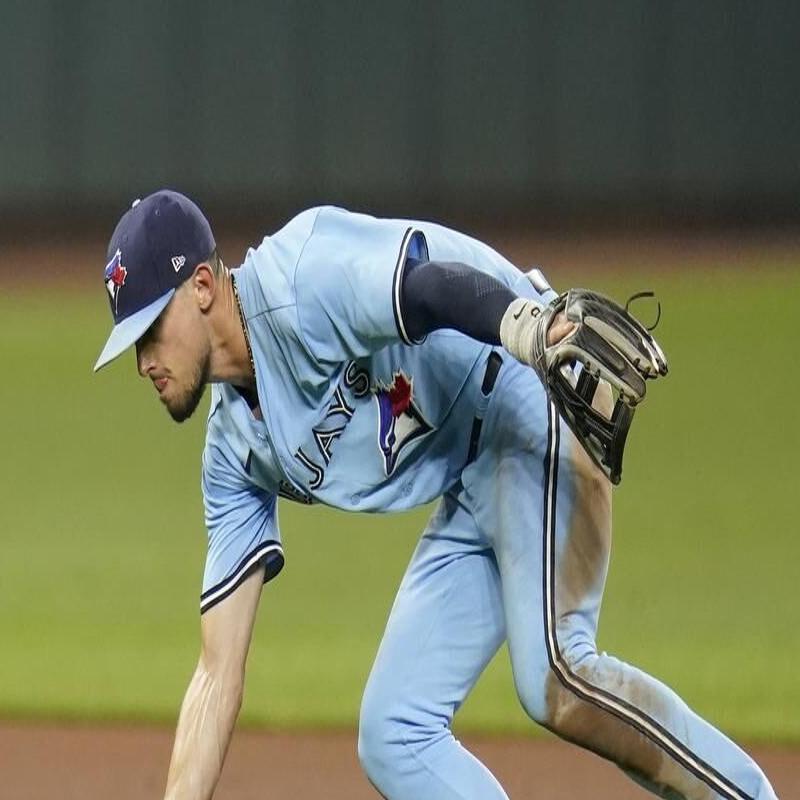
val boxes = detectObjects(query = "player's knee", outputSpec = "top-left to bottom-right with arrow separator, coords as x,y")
537,670 -> 580,733
357,696 -> 399,785
358,691 -> 446,791
513,642 -> 598,730
356,730 -> 385,787
515,665 -> 584,734
511,662 -> 551,726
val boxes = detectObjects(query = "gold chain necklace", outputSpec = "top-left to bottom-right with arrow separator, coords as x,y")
231,275 -> 256,379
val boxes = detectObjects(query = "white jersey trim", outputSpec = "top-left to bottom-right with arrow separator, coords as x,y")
200,541 -> 284,614
392,227 -> 425,346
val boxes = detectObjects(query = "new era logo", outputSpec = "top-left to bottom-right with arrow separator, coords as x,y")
171,255 -> 186,272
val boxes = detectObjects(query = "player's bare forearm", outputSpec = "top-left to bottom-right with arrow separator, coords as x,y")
164,659 -> 243,799
164,567 -> 266,800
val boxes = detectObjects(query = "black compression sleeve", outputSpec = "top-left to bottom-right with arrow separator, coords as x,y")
401,259 -> 517,344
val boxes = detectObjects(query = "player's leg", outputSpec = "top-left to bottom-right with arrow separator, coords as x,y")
358,493 -> 509,800
465,359 -> 778,800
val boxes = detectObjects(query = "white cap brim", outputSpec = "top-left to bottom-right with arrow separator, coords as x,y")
93,290 -> 176,372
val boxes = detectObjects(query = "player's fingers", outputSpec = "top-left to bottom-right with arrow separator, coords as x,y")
546,313 -> 577,346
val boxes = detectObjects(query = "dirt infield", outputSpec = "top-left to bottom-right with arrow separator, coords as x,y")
1,723 -> 796,799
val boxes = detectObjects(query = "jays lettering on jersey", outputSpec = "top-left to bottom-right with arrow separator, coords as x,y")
199,206 -> 555,612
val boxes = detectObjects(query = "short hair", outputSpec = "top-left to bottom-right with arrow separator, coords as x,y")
206,248 -> 225,278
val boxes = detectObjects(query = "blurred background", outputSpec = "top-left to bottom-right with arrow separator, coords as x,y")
1,0 -> 798,755
3,0 -> 800,229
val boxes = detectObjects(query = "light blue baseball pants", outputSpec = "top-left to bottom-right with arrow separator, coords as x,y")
358,354 -> 777,800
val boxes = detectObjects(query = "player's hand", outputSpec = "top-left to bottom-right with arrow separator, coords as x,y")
499,289 -> 667,484
546,312 -> 576,346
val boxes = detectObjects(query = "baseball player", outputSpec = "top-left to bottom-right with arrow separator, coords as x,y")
95,190 -> 777,800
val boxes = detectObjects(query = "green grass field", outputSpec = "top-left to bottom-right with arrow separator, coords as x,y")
1,262 -> 798,743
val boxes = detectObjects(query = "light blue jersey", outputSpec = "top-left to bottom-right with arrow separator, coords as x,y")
200,206 -> 553,610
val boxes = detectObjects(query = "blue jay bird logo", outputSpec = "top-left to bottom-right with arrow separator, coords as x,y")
375,372 -> 432,475
104,249 -> 127,313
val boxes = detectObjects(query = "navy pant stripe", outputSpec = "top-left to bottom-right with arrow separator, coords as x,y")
541,401 -> 752,800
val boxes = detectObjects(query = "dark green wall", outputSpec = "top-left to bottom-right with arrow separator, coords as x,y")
2,1 -> 798,223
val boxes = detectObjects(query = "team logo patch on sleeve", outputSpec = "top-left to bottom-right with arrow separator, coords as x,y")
375,372 -> 432,475
104,249 -> 127,313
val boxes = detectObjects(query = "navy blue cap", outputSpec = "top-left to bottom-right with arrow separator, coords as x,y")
94,190 -> 216,371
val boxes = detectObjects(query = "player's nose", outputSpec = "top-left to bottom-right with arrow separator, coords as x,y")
136,341 -> 155,377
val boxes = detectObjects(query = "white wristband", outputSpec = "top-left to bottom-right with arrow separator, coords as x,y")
499,297 -> 546,367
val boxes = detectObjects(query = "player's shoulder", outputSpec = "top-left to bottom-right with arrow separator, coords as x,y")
239,205 -> 424,309
269,204 -> 363,243
290,204 -> 421,242
264,204 -> 424,256
234,208 -> 325,312
255,206 -> 324,256
270,205 -> 486,256
242,205 -> 349,278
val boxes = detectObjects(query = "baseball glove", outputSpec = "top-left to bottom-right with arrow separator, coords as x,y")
500,288 -> 668,484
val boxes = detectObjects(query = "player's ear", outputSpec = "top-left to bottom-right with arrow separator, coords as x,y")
191,262 -> 215,313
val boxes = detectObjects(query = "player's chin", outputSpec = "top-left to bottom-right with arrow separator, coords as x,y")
163,382 -> 207,424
